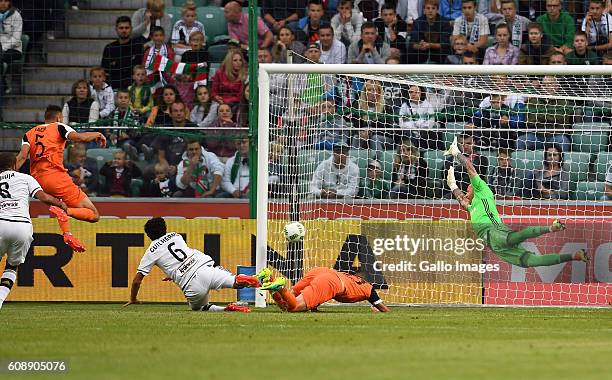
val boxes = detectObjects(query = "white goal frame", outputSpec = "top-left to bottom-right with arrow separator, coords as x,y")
255,64 -> 612,308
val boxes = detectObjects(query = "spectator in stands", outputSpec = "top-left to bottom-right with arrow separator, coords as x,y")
536,0 -> 575,55
497,0 -> 530,49
439,0 -> 463,20
89,67 -> 115,119
211,49 -> 247,111
190,85 -> 219,128
452,0 -> 490,60
63,79 -> 100,126
262,0 -> 304,34
0,0 -> 22,93
409,0 -> 453,64
472,93 -> 516,149
582,0 -> 612,56
443,133 -> 488,195
350,79 -> 391,151
310,142 -> 359,199
271,26 -> 305,63
445,35 -> 468,64
374,3 -> 408,63
319,24 -> 347,63
483,24 -> 520,65
605,163 -> 612,200
389,140 -> 428,199
316,99 -> 352,149
332,0 -> 364,47
348,22 -> 390,63
170,1 -> 205,58
522,144 -> 570,200
169,101 -> 196,129
145,85 -> 181,127
566,31 -> 601,64
99,150 -> 143,197
358,159 -> 389,199
547,50 -> 567,64
143,26 -> 175,88
520,22 -> 554,65
132,0 -> 172,43
587,52 -> 612,124
257,46 -> 273,63
224,0 -> 273,49
206,103 -> 239,157
518,76 -> 572,152
143,161 -> 177,197
488,148 -> 518,198
461,50 -> 478,64
181,31 -> 208,68
477,0 -> 503,23
295,0 -> 330,44
102,16 -> 146,90
175,139 -> 224,198
110,89 -> 138,127
268,142 -> 285,198
129,65 -> 154,121
398,85 -> 439,150
65,143 -> 98,196
220,138 -> 250,198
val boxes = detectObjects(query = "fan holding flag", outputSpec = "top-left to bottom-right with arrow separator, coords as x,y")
143,26 -> 175,93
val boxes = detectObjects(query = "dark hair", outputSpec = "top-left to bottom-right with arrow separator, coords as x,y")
574,30 -> 588,39
338,0 -> 353,7
186,139 -> 202,146
381,2 -> 395,12
0,152 -> 16,171
409,85 -> 427,102
156,85 -> 182,108
462,51 -> 477,62
71,79 -> 91,99
589,0 -> 604,5
144,217 -> 167,240
277,26 -> 294,37
307,0 -> 323,7
116,16 -> 131,26
319,24 -> 333,33
151,26 -> 165,35
44,104 -> 63,121
116,88 -> 130,96
458,132 -> 473,142
361,21 -> 377,33
461,0 -> 476,4
497,148 -> 511,157
527,22 -> 543,33
495,23 -> 511,36
543,143 -> 563,169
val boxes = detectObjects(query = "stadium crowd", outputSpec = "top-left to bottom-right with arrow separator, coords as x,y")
1,0 -> 611,199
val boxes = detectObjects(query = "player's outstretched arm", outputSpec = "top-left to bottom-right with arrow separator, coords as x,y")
124,272 -> 145,307
444,136 -> 478,179
34,190 -> 67,211
68,131 -> 107,148
15,144 -> 30,170
447,167 -> 469,211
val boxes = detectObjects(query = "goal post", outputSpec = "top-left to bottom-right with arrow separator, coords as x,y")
256,63 -> 612,308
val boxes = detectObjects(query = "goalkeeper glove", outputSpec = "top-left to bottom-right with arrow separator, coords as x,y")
446,166 -> 459,192
444,136 -> 461,157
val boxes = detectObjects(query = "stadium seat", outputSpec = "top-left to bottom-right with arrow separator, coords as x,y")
87,148 -> 121,171
574,181 -> 605,200
197,7 -> 229,42
378,150 -> 396,182
423,150 -> 446,198
165,6 -> 182,20
443,122 -> 467,145
594,151 -> 612,181
513,150 -> 544,180
563,151 -> 591,182
209,62 -> 221,78
571,123 -> 610,153
297,150 -> 331,182
208,43 -> 228,63
480,150 -> 498,177
349,149 -> 371,180
130,178 -> 144,197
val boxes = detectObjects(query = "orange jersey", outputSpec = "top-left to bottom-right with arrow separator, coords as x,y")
334,272 -> 375,304
23,122 -> 75,179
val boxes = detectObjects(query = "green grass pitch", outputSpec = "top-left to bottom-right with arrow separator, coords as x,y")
1,303 -> 611,380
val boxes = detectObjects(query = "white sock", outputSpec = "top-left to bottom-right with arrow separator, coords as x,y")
201,304 -> 225,312
0,269 -> 17,309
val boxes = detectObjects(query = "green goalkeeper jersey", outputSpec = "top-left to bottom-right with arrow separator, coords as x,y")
467,175 -> 505,238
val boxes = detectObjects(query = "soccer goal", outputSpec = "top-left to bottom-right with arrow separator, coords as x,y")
255,64 -> 612,308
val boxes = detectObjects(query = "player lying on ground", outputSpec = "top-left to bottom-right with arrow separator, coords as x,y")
15,105 -> 108,252
0,152 -> 67,309
257,267 -> 389,312
124,217 -> 261,312
445,136 -> 588,267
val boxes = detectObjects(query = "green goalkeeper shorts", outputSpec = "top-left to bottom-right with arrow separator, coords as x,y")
481,225 -> 532,267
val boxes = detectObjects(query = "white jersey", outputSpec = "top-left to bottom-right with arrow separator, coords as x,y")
0,170 -> 42,224
137,232 -> 214,290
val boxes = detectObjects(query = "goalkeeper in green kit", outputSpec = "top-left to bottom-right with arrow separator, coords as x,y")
445,136 -> 588,267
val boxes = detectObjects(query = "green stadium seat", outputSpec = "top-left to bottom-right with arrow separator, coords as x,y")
480,150 -> 498,177
378,150 -> 396,181
594,151 -> 612,181
197,7 -> 229,42
513,150 -> 544,179
208,43 -> 229,63
165,6 -> 182,20
574,181 -> 605,200
423,150 -> 446,198
563,151 -> 591,182
297,150 -> 331,182
87,148 -> 121,171
209,62 -> 221,78
130,178 -> 144,197
349,149 -> 371,180
443,122 -> 468,145
571,123 -> 610,153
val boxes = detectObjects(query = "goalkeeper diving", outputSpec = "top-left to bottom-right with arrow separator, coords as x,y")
445,136 -> 588,267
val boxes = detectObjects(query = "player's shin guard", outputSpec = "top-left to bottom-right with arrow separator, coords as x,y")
278,288 -> 298,312
67,208 -> 97,222
201,304 -> 226,312
49,206 -> 70,234
0,269 -> 17,309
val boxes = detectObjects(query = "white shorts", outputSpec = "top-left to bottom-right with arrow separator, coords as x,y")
0,220 -> 33,267
183,265 -> 235,310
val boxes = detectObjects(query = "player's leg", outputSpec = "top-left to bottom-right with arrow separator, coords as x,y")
0,224 -> 33,309
0,262 -> 18,309
520,249 -> 589,268
67,196 -> 99,223
506,220 -> 566,246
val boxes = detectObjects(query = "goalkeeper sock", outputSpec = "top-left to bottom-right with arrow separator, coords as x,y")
0,269 -> 17,309
55,217 -> 71,234
507,227 -> 551,246
201,304 -> 225,312
272,291 -> 288,311
524,253 -> 574,267
67,208 -> 97,222
278,288 -> 298,312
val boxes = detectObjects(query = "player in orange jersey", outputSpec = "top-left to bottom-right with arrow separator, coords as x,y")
15,105 -> 107,252
258,267 -> 389,312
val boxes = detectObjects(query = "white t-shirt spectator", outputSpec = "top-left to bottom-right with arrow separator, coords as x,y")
310,157 -> 359,198
452,13 -> 490,44
321,39 -> 347,64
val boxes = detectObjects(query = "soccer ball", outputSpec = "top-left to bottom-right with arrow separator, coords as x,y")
284,222 -> 305,242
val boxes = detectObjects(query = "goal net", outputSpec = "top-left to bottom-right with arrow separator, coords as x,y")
256,64 -> 612,307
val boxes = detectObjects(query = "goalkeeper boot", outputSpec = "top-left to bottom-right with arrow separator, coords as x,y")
224,303 -> 251,312
63,233 -> 86,253
235,274 -> 261,288
260,276 -> 287,292
444,136 -> 461,157
574,249 -> 589,263
551,220 -> 566,232
255,267 -> 273,284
